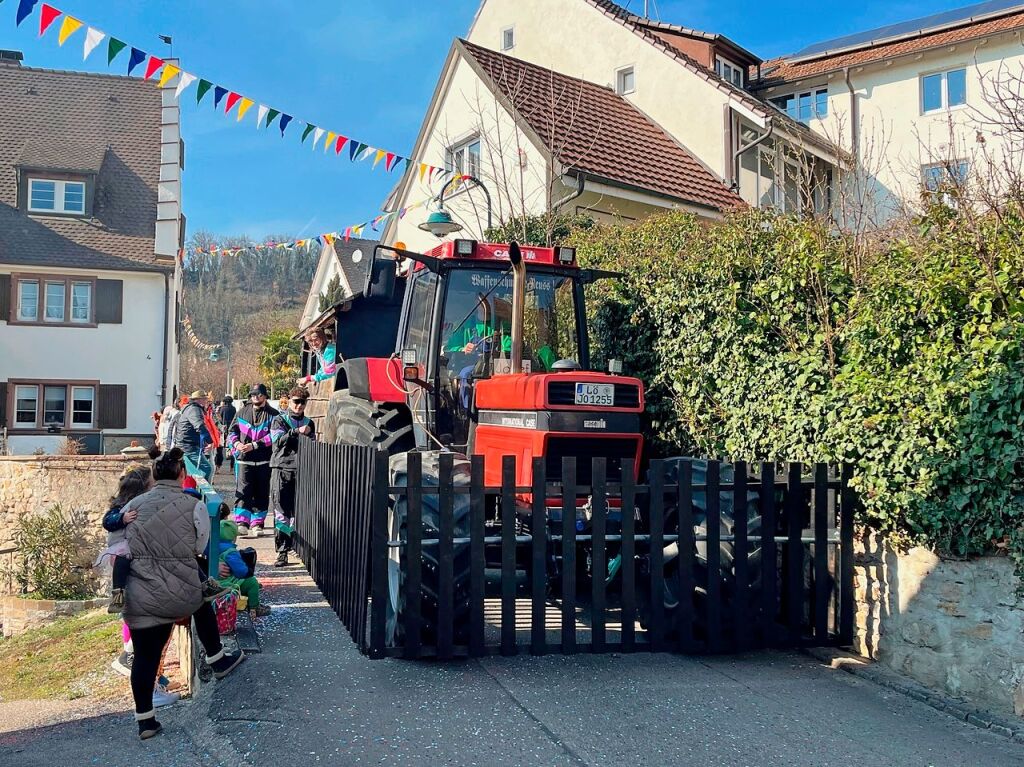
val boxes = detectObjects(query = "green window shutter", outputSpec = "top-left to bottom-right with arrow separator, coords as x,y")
95,280 -> 123,324
0,274 -> 10,321
98,384 -> 127,429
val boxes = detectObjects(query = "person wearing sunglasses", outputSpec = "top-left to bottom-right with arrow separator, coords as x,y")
269,386 -> 317,567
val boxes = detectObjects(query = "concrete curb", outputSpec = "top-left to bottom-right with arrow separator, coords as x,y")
803,647 -> 1024,744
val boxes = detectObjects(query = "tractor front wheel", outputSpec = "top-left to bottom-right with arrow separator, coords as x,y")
322,389 -> 414,452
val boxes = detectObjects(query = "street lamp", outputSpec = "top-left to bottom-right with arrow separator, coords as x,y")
418,174 -> 493,238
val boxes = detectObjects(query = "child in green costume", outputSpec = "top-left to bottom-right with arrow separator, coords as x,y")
217,519 -> 270,618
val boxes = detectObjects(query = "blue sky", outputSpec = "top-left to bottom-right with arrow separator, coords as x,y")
0,0 -> 978,240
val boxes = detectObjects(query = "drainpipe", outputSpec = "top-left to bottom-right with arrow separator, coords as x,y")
161,272 -> 170,407
551,172 -> 586,211
731,116 -> 774,195
843,67 -> 859,166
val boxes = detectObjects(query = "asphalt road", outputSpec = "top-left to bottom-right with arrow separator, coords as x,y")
3,521 -> 1022,767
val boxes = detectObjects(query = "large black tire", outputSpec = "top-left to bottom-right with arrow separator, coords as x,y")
386,451 -> 473,648
322,389 -> 414,453
641,459 -> 765,640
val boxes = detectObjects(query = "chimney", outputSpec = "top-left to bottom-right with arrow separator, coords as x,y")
0,50 -> 24,66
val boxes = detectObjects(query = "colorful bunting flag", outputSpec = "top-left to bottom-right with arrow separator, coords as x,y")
324,131 -> 336,153
266,108 -> 280,129
213,86 -> 227,109
236,97 -> 254,121
126,47 -> 145,76
224,91 -> 241,114
279,114 -> 293,136
143,55 -> 163,81
385,152 -> 398,172
301,123 -> 315,143
56,15 -> 81,45
157,63 -> 180,88
174,71 -> 197,97
348,141 -> 361,161
196,78 -> 213,103
17,0 -> 39,27
256,104 -> 269,128
107,37 -> 126,64
335,135 -> 348,155
312,127 -> 325,150
38,3 -> 59,36
82,27 -> 104,60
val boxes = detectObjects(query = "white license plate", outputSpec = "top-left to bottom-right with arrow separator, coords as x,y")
575,383 -> 615,407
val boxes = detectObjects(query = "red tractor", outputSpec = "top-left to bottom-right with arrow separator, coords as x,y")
314,239 -> 647,644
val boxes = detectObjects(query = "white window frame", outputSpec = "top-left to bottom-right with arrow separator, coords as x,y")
445,136 -> 482,178
70,385 -> 95,428
615,65 -> 636,95
920,67 -> 967,115
27,178 -> 87,215
13,385 -> 39,429
922,161 -> 969,205
715,56 -> 744,88
42,385 -> 68,428
17,278 -> 39,321
771,88 -> 828,123
70,281 -> 92,324
501,25 -> 515,51
44,280 -> 66,323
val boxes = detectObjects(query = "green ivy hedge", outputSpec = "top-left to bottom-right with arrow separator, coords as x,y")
570,205 -> 1024,570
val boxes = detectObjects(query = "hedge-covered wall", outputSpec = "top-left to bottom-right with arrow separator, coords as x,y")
569,205 -> 1024,571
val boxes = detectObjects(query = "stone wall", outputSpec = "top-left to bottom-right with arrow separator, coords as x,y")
854,533 -> 1024,718
0,596 -> 107,638
0,455 -> 137,597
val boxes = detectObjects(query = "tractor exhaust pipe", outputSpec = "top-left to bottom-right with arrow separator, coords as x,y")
509,242 -> 526,374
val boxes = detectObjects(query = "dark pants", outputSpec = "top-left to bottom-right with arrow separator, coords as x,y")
234,462 -> 271,528
271,468 -> 296,553
129,602 -> 222,718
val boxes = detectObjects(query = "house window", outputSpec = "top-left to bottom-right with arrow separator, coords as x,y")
922,161 -> 969,193
43,385 -> 67,427
44,281 -> 66,322
771,88 -> 828,123
27,178 -> 86,215
71,281 -> 91,323
14,385 -> 38,427
615,66 -> 636,95
446,137 -> 481,177
921,68 -> 966,113
71,386 -> 95,427
715,57 -> 744,88
501,26 -> 515,51
17,279 -> 39,321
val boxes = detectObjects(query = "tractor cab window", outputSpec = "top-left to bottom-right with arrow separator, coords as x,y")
402,269 -> 437,363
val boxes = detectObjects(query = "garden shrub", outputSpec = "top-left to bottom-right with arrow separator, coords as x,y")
570,203 -> 1024,572
11,504 -> 96,600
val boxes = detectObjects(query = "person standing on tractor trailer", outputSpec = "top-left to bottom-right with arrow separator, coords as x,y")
227,384 -> 278,538
296,328 -> 337,386
269,386 -> 316,567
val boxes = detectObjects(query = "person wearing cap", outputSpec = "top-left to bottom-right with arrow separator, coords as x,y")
215,396 -> 237,472
173,391 -> 214,481
227,384 -> 278,537
269,386 -> 316,567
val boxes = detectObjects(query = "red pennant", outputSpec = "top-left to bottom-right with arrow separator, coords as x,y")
335,135 -> 349,155
385,152 -> 397,171
224,92 -> 242,114
143,55 -> 164,81
39,4 -> 61,36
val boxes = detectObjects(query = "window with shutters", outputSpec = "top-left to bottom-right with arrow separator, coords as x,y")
9,274 -> 97,326
6,380 -> 99,430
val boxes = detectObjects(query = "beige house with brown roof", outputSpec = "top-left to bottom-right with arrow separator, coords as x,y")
0,52 -> 185,455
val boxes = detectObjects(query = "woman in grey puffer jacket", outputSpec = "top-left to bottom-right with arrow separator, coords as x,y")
123,448 -> 245,740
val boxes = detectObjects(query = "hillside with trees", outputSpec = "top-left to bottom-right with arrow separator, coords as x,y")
180,231 -> 319,399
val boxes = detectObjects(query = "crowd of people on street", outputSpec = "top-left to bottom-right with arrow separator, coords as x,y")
99,329 -> 336,740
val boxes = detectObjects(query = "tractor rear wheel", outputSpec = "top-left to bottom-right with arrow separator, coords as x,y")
322,389 -> 415,452
386,451 -> 473,648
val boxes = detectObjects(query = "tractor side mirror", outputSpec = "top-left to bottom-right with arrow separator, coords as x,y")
365,254 -> 397,300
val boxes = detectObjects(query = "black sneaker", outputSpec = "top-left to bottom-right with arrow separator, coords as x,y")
201,579 -> 230,603
107,588 -> 125,613
111,651 -> 133,677
210,649 -> 246,679
138,719 -> 163,740
273,552 -> 288,568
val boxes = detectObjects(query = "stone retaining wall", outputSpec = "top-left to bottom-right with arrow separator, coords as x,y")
0,455 -> 137,597
854,533 -> 1024,718
0,596 -> 107,638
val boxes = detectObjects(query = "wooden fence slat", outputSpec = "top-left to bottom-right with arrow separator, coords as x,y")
591,458 -> 607,653
501,456 -> 517,656
733,461 -> 749,652
706,460 -> 722,650
814,463 -> 829,643
677,460 -> 696,653
786,462 -> 804,644
531,458 -> 547,655
648,460 -> 666,652
620,460 -> 637,652
759,462 -> 777,648
469,455 -> 486,657
369,448 -> 389,658
561,457 -> 577,655
437,452 -> 455,659
404,452 -> 423,658
839,464 -> 855,646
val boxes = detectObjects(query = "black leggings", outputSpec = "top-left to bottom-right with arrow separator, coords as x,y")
129,602 -> 223,717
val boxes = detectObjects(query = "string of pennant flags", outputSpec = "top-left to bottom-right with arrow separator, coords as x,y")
191,176 -> 470,257
11,0 -> 450,182
181,315 -> 219,351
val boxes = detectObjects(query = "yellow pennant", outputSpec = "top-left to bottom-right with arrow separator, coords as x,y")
373,149 -> 386,169
236,98 -> 254,121
158,64 -> 180,89
324,131 -> 337,153
57,16 -> 83,46
418,163 -> 429,182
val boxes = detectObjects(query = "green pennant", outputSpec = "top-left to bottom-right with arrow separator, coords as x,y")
196,79 -> 213,104
265,108 -> 280,128
107,38 -> 127,65
301,123 -> 315,143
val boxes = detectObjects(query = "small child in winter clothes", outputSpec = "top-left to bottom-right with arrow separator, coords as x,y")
218,519 -> 270,618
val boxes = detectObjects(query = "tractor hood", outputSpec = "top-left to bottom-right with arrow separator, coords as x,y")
474,372 -> 644,413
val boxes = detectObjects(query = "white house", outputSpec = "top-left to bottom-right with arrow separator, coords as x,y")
0,51 -> 184,455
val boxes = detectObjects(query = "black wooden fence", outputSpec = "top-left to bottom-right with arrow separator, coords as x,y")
295,441 -> 856,660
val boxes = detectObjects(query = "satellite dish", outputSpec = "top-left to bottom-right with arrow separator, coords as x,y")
352,249 -> 363,263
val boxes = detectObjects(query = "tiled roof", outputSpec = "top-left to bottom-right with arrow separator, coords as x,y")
459,40 -> 744,212
754,10 -> 1024,87
0,63 -> 168,273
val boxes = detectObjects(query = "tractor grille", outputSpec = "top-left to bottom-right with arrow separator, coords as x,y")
547,381 -> 641,409
544,437 -> 639,486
